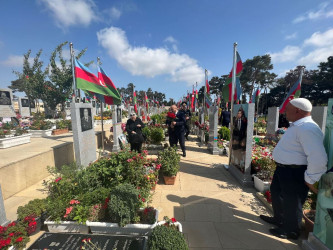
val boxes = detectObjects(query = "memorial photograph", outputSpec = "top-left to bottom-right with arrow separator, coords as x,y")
0,91 -> 11,105
117,107 -> 122,123
21,99 -> 29,107
80,108 -> 92,132
230,104 -> 248,173
30,100 -> 35,108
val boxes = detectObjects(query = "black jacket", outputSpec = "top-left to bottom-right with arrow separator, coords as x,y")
126,118 -> 145,143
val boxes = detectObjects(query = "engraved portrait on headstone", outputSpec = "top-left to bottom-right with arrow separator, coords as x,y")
80,108 -> 92,132
92,100 -> 96,108
21,98 -> 29,107
117,107 -> 122,123
0,91 -> 11,105
231,105 -> 248,172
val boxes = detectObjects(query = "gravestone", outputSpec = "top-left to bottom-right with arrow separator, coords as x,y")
116,106 -> 122,123
227,103 -> 255,187
19,97 -> 31,117
208,105 -> 219,154
65,101 -> 71,118
312,106 -> 327,134
91,100 -> 97,117
128,106 -> 134,118
112,105 -> 122,152
27,232 -> 147,250
267,107 -> 279,135
138,106 -> 142,119
0,88 -> 16,117
0,184 -> 9,226
199,107 -> 205,142
70,103 -> 97,167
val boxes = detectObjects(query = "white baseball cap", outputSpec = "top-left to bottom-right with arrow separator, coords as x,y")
289,98 -> 312,112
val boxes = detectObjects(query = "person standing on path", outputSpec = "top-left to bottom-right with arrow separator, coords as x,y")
166,104 -> 186,157
221,108 -> 231,128
126,113 -> 145,153
260,98 -> 327,240
181,102 -> 192,140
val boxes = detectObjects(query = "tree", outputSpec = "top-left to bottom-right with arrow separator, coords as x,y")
240,54 -> 277,98
209,76 -> 226,95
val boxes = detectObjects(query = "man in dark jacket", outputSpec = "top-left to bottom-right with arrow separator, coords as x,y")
221,108 -> 231,128
166,105 -> 186,157
181,102 -> 192,140
126,113 -> 145,153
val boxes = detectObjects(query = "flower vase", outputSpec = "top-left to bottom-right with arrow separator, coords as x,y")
303,209 -> 315,237
253,175 -> 271,192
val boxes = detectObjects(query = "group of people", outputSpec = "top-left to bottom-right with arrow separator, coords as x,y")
126,102 -> 191,157
125,97 -> 329,241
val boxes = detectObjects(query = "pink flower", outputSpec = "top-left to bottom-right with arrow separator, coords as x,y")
127,159 -> 133,163
142,198 -> 146,202
69,199 -> 80,205
55,177 -> 62,183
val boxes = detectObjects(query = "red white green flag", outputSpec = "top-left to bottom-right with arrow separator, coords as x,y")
250,87 -> 260,103
133,90 -> 138,114
279,70 -> 303,114
205,69 -> 210,93
221,52 -> 243,102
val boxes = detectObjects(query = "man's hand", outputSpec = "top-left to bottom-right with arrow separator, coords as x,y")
132,131 -> 136,134
172,121 -> 176,126
186,117 -> 189,120
305,182 -> 318,194
137,124 -> 141,127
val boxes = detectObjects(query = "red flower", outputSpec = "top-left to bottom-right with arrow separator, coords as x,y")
167,112 -> 176,119
171,217 -> 177,223
9,233 -> 14,237
142,198 -> 146,202
16,237 -> 23,242
55,177 -> 62,183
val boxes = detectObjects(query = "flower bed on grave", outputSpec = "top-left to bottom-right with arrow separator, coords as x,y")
254,119 -> 267,135
251,143 -> 276,192
142,124 -> 166,154
0,122 -> 31,148
42,148 -> 161,235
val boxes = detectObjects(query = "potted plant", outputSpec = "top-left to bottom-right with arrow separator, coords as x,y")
16,198 -> 47,235
148,225 -> 188,250
158,147 -> 181,185
52,120 -> 69,135
86,183 -> 159,235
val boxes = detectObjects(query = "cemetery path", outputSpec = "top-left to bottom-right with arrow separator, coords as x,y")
3,133 -> 306,249
152,135 -> 304,249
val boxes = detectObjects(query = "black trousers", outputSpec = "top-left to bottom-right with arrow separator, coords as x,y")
270,165 -> 308,233
169,133 -> 186,153
130,142 -> 142,153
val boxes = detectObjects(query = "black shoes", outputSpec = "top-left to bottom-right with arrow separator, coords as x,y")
182,152 -> 186,157
269,228 -> 299,240
259,215 -> 282,227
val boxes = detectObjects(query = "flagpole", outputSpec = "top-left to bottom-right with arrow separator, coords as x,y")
70,42 -> 77,102
203,69 -> 206,119
229,42 -> 237,166
97,57 -> 105,154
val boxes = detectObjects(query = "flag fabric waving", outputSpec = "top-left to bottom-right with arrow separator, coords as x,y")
191,89 -> 195,111
96,65 -> 121,105
205,69 -> 210,94
205,92 -> 212,108
133,90 -> 138,114
75,59 -> 120,101
279,70 -> 303,114
250,87 -> 260,103
222,51 -> 243,102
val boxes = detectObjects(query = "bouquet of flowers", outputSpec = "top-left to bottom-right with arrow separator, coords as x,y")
166,112 -> 176,129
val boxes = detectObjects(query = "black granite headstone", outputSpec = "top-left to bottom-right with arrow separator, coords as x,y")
27,232 -> 147,250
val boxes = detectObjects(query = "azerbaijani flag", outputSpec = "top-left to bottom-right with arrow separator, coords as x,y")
75,59 -> 119,100
205,92 -> 212,108
250,87 -> 260,103
279,70 -> 303,114
133,90 -> 138,114
96,65 -> 121,105
205,69 -> 210,93
145,92 -> 149,111
191,89 -> 195,111
222,51 -> 243,102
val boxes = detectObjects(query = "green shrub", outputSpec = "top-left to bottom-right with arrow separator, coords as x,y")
108,183 -> 140,227
158,147 -> 180,177
17,198 -> 47,220
55,120 -> 69,129
151,114 -> 164,124
142,126 -> 151,142
29,119 -> 53,130
150,127 -> 164,144
148,225 -> 188,250
218,126 -> 230,141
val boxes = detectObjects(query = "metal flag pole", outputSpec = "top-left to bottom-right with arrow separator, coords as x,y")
228,42 -> 238,166
97,57 -> 105,153
69,42 -> 77,102
203,69 -> 206,119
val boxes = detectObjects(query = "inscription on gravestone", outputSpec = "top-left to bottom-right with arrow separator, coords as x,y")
19,98 -> 31,117
27,233 -> 147,250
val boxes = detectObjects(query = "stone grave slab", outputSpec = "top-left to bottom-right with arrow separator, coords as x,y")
112,105 -> 122,152
312,106 -> 327,133
0,88 -> 16,117
208,105 -> 219,154
0,184 -> 9,226
19,97 -> 31,117
267,107 -> 279,135
27,232 -> 147,250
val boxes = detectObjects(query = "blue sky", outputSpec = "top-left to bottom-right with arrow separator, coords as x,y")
0,0 -> 332,101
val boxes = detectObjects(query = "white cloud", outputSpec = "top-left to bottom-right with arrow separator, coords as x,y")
39,0 -> 98,28
285,32 -> 297,40
298,45 -> 333,65
107,7 -> 121,20
303,28 -> 333,47
97,27 -> 204,85
164,36 -> 177,44
293,2 -> 333,23
0,55 -> 29,67
269,46 -> 302,63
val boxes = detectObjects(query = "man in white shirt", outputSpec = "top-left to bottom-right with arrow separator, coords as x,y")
260,98 -> 327,239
